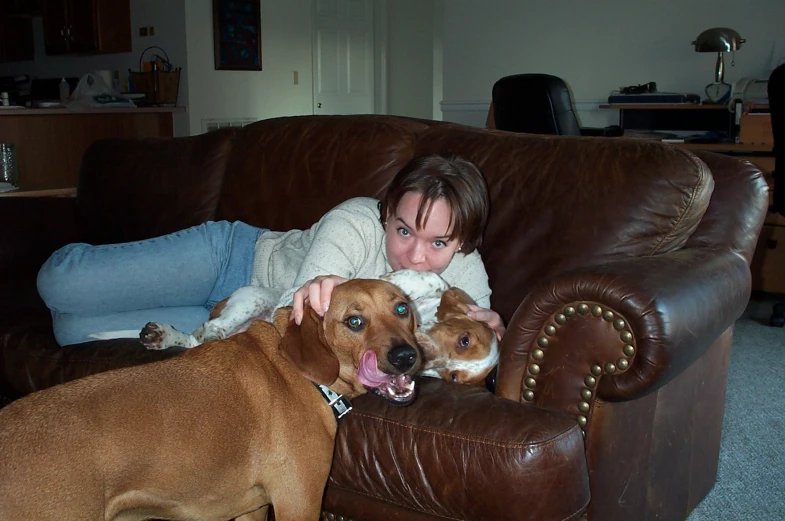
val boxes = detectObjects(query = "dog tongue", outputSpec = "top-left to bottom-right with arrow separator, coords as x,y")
357,351 -> 390,388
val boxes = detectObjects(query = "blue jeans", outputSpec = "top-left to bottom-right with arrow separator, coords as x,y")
37,221 -> 264,346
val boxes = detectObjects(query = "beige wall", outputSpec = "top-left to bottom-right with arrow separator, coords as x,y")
185,0 -> 438,135
9,1 -> 772,134
440,0 -> 785,127
386,0 -> 436,119
0,0 -> 440,136
183,0 -> 314,136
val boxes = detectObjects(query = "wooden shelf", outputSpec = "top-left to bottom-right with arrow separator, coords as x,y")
0,187 -> 76,198
669,142 -> 773,153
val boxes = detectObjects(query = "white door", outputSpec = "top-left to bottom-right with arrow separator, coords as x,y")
312,0 -> 375,115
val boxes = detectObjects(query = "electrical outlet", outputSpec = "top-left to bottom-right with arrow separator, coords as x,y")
293,71 -> 299,85
139,27 -> 148,37
148,26 -> 156,36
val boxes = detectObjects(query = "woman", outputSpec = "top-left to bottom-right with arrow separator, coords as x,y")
37,153 -> 505,346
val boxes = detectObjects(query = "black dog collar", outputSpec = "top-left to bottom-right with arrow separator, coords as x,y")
313,383 -> 352,423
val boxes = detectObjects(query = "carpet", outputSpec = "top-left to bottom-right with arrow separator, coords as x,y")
686,296 -> 785,520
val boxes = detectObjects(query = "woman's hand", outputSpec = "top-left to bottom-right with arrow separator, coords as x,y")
467,305 -> 506,342
291,275 -> 348,325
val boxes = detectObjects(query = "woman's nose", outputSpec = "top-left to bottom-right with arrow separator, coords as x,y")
408,242 -> 425,264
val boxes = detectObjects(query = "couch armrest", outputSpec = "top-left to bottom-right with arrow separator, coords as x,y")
496,248 -> 750,409
0,197 -> 78,316
325,378 -> 589,521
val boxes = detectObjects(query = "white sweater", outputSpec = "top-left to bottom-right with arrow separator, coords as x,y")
250,197 -> 492,310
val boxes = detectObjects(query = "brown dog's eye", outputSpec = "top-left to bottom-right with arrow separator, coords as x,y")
458,334 -> 470,349
451,372 -> 459,382
395,302 -> 409,317
345,316 -> 365,331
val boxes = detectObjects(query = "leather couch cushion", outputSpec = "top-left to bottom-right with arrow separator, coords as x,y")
216,115 -> 434,231
325,379 -> 589,521
76,128 -> 238,245
413,127 -> 715,321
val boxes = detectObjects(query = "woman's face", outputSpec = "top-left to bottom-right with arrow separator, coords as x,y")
385,192 -> 462,274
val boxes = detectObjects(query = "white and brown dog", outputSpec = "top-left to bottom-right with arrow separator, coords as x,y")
123,270 -> 498,386
380,270 -> 499,386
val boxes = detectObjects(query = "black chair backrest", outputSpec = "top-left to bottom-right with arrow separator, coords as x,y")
770,63 -> 785,215
491,74 -> 582,136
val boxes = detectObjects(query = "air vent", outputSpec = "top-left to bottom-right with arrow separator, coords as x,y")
201,118 -> 257,133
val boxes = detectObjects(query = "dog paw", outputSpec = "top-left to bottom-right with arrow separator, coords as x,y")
140,322 -> 168,350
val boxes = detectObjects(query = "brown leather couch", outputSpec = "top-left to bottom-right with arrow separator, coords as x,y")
0,115 -> 769,521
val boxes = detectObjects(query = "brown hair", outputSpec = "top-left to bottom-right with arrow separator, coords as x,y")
378,154 -> 489,254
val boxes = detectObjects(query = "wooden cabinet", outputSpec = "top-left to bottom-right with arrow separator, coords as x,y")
1,0 -> 41,16
0,108 -> 183,190
0,16 -> 34,62
0,0 -> 36,62
42,0 -> 131,55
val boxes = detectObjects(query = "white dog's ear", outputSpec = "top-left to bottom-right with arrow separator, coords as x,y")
279,307 -> 340,386
436,287 -> 474,321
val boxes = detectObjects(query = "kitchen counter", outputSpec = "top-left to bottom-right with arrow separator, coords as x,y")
0,107 -> 185,190
0,106 -> 185,115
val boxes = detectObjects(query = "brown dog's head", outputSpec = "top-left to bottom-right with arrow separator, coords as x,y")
420,287 -> 499,386
277,279 -> 422,405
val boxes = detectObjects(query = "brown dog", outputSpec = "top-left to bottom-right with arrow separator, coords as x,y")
0,279 -> 421,521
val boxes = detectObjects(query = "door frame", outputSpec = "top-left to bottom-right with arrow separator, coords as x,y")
311,0 -> 388,115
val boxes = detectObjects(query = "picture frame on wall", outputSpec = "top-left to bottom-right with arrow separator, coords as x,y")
213,0 -> 262,71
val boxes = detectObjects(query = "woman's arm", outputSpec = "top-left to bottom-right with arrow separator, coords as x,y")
276,201 -> 384,324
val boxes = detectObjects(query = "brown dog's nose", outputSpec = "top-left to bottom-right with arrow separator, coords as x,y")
388,345 -> 418,372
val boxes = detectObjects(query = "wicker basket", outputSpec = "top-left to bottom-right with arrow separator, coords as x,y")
128,68 -> 181,106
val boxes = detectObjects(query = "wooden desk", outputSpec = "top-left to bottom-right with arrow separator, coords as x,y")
601,103 -> 782,294
599,103 -> 737,138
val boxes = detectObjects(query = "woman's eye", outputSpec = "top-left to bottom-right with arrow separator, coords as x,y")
395,302 -> 409,316
397,227 -> 410,237
345,316 -> 364,330
433,240 -> 445,248
459,334 -> 470,348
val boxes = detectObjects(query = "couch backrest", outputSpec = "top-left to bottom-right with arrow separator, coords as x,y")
78,115 -> 766,323
77,128 -> 238,244
214,116 -> 714,320
215,115 -> 436,231
413,126 -> 715,319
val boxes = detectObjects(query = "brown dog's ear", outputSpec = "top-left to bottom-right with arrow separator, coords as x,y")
279,307 -> 340,386
436,287 -> 475,321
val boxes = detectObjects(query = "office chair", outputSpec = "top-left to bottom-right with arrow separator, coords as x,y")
768,63 -> 785,326
486,73 -> 623,136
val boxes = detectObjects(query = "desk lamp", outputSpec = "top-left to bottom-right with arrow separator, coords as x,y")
692,27 -> 745,103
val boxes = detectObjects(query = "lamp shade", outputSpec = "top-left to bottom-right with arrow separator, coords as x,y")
692,27 -> 745,53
